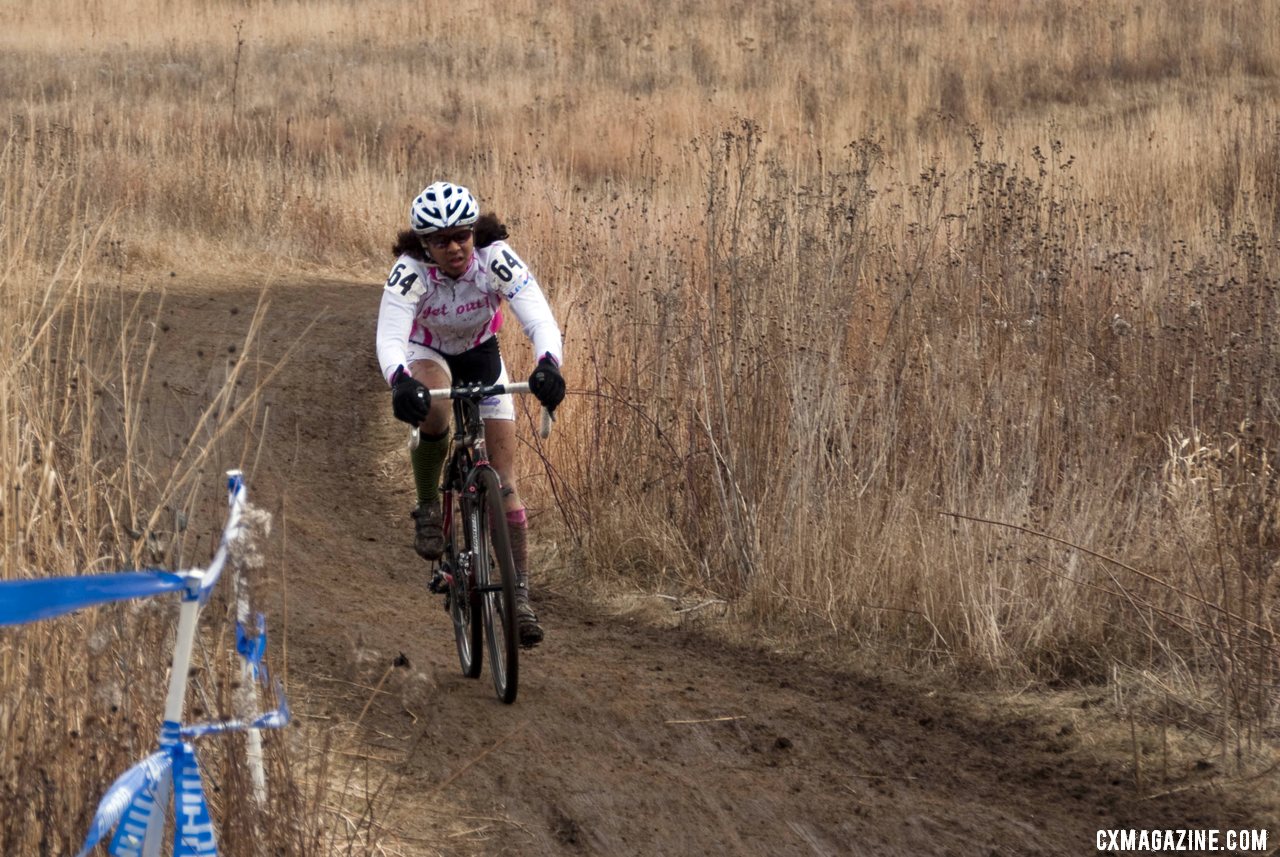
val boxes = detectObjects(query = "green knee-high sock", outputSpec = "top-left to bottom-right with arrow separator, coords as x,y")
411,430 -> 450,507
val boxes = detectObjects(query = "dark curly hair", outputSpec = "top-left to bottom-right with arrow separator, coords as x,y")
391,212 -> 510,261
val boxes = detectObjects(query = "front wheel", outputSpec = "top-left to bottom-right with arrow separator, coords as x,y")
472,468 -> 519,704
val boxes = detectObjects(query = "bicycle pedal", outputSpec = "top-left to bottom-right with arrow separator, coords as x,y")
428,569 -> 452,594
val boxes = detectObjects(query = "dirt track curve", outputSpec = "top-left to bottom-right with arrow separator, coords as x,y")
138,274 -> 1266,856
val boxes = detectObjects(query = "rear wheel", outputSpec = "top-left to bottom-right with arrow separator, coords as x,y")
445,490 -> 482,678
473,468 -> 519,703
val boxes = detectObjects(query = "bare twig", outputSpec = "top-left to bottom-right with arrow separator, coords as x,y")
665,715 -> 745,724
674,598 -> 727,615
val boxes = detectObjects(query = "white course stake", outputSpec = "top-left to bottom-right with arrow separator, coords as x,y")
137,470 -> 249,856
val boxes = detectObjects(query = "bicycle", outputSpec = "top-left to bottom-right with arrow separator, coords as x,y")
410,381 -> 552,704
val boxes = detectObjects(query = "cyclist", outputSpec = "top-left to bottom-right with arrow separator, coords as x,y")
376,181 -> 565,647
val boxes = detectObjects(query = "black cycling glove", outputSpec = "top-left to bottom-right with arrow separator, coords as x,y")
390,366 -> 430,424
528,355 -> 565,412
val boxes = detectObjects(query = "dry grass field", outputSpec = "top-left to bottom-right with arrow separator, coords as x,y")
3,0 -> 1279,851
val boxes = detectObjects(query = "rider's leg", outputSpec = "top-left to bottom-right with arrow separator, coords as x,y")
484,417 -> 522,513
408,359 -> 452,560
486,417 -> 543,647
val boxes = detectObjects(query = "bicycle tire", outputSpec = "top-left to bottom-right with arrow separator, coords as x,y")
473,468 -> 519,704
445,489 -> 482,679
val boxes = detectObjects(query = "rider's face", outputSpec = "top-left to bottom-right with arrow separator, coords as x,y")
423,229 -> 474,277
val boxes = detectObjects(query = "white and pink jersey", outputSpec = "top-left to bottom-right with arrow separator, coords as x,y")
375,241 -> 563,385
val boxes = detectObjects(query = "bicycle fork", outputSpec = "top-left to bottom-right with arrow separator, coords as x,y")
430,489 -> 458,596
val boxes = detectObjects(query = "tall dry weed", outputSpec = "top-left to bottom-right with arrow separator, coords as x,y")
552,120 -> 1278,752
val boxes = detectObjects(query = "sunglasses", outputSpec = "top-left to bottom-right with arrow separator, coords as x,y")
421,228 -> 474,249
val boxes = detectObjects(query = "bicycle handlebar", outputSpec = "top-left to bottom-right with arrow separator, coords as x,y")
425,380 -> 531,399
407,381 -> 554,450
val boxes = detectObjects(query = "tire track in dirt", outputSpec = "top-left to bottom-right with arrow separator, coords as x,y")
138,274 -> 1268,856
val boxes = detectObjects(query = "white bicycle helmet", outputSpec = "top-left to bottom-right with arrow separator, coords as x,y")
409,181 -> 479,235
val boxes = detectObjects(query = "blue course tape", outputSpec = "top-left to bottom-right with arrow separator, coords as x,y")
0,571 -> 187,627
181,677 -> 291,739
76,750 -> 172,857
195,481 -> 246,607
235,613 -> 267,681
172,742 -> 217,856
83,695 -> 290,855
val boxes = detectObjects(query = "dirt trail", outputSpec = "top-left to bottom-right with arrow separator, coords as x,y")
138,274 -> 1268,856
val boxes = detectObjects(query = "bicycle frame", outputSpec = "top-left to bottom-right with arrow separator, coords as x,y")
440,394 -> 493,571
438,384 -> 509,559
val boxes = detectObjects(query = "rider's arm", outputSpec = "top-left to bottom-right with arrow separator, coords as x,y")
485,242 -> 564,367
375,256 -> 429,384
